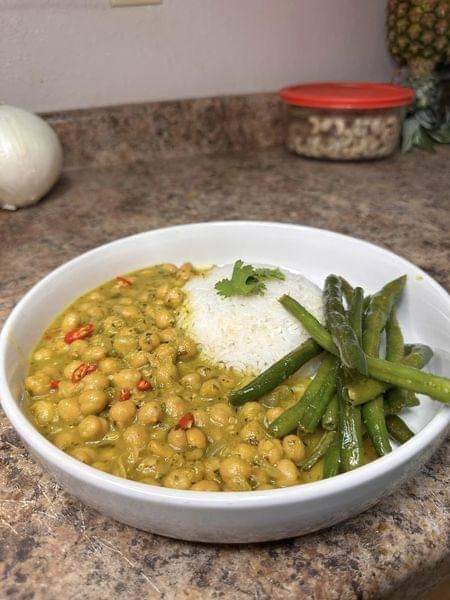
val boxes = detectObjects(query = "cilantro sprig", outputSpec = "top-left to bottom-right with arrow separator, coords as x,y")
215,260 -> 285,298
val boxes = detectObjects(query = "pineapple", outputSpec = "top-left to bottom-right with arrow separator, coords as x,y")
386,0 -> 450,151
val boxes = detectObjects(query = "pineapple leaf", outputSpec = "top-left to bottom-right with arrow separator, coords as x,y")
428,110 -> 450,144
402,117 -> 436,153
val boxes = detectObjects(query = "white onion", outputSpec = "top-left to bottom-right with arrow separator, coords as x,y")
0,105 -> 63,210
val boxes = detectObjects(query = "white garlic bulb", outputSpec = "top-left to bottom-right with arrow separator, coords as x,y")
0,105 -> 63,210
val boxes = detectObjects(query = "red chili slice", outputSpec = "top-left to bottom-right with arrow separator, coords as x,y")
64,323 -> 94,344
120,388 -> 131,401
177,413 -> 194,430
136,379 -> 152,391
71,363 -> 97,383
116,276 -> 132,287
49,380 -> 60,390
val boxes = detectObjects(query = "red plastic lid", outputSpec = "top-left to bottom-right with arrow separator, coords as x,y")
280,82 -> 414,110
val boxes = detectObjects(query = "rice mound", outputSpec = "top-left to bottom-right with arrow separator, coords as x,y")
179,264 -> 323,374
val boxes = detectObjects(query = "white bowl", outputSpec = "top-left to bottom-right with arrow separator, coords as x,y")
1,221 -> 449,543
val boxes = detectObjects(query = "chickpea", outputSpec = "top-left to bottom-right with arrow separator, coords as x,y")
208,402 -> 234,426
154,308 -> 174,330
90,334 -> 112,352
167,428 -> 188,451
153,343 -> 177,362
148,440 -> 175,459
61,311 -> 81,333
127,351 -> 149,368
160,263 -> 177,274
113,333 -> 138,355
33,347 -> 53,362
139,331 -> 160,352
79,389 -> 108,415
200,379 -> 222,398
113,368 -> 141,389
191,480 -> 220,491
109,400 -> 137,428
67,340 -> 88,359
99,357 -> 122,375
177,337 -> 198,361
82,371 -> 109,390
197,366 -> 214,379
88,291 -> 103,301
219,457 -> 251,484
217,373 -> 236,389
282,435 -> 306,463
186,427 -> 207,449
137,401 -> 162,425
258,439 -> 283,465
120,305 -> 142,320
137,456 -> 168,479
53,430 -> 80,450
192,408 -> 208,428
163,468 -> 192,489
31,400 -> 56,426
275,459 -> 299,486
251,467 -> 269,487
63,361 -> 82,381
177,264 -> 192,282
57,398 -> 82,424
123,424 -> 148,450
25,372 -> 51,395
158,328 -> 178,344
82,346 -> 107,362
185,448 -> 204,461
163,394 -> 188,419
265,407 -> 285,424
239,421 -> 267,445
78,416 -> 108,441
58,380 -> 82,399
204,457 -> 220,481
70,446 -> 97,465
103,316 -> 126,335
84,304 -> 106,319
180,372 -> 202,391
155,283 -> 170,300
165,288 -> 184,308
154,361 -> 178,386
239,402 -> 263,422
232,442 -> 257,463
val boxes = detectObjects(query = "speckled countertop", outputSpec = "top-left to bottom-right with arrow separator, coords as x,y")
0,96 -> 449,599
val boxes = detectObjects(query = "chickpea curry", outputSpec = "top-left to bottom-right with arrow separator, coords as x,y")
25,263 -> 378,491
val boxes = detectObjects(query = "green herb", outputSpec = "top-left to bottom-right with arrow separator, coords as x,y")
215,260 -> 285,298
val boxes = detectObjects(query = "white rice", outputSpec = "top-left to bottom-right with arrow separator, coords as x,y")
178,264 -> 323,374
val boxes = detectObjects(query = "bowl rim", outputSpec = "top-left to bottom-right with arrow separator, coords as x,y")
1,220 -> 449,508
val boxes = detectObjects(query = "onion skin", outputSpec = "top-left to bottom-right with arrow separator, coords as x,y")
0,105 -> 63,210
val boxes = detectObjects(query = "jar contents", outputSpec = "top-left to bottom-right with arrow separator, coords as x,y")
286,107 -> 403,160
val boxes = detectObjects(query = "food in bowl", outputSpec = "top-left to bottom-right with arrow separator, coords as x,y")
23,260 -> 450,492
280,82 -> 414,160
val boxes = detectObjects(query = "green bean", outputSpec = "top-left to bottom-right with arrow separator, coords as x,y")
385,308 -> 404,362
362,396 -> 392,456
363,276 -> 406,357
386,415 -> 415,444
296,354 -> 339,433
348,344 -> 433,404
339,277 -> 354,306
324,275 -> 368,375
300,431 -> 336,471
269,353 -> 336,438
384,387 -> 420,414
279,296 -> 450,403
338,381 -> 364,471
323,433 -> 341,478
348,287 -> 364,345
229,338 -> 321,406
321,394 -> 339,430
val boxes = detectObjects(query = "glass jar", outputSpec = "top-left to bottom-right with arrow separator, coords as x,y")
280,83 -> 414,161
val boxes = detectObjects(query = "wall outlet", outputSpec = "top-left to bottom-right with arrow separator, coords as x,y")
110,0 -> 162,6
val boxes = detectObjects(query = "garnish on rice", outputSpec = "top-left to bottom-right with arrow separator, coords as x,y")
215,260 -> 285,298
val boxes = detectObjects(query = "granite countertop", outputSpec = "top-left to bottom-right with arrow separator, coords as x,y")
0,129 -> 449,598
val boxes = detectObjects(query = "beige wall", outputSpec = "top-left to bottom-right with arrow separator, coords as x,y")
1,0 -> 393,113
